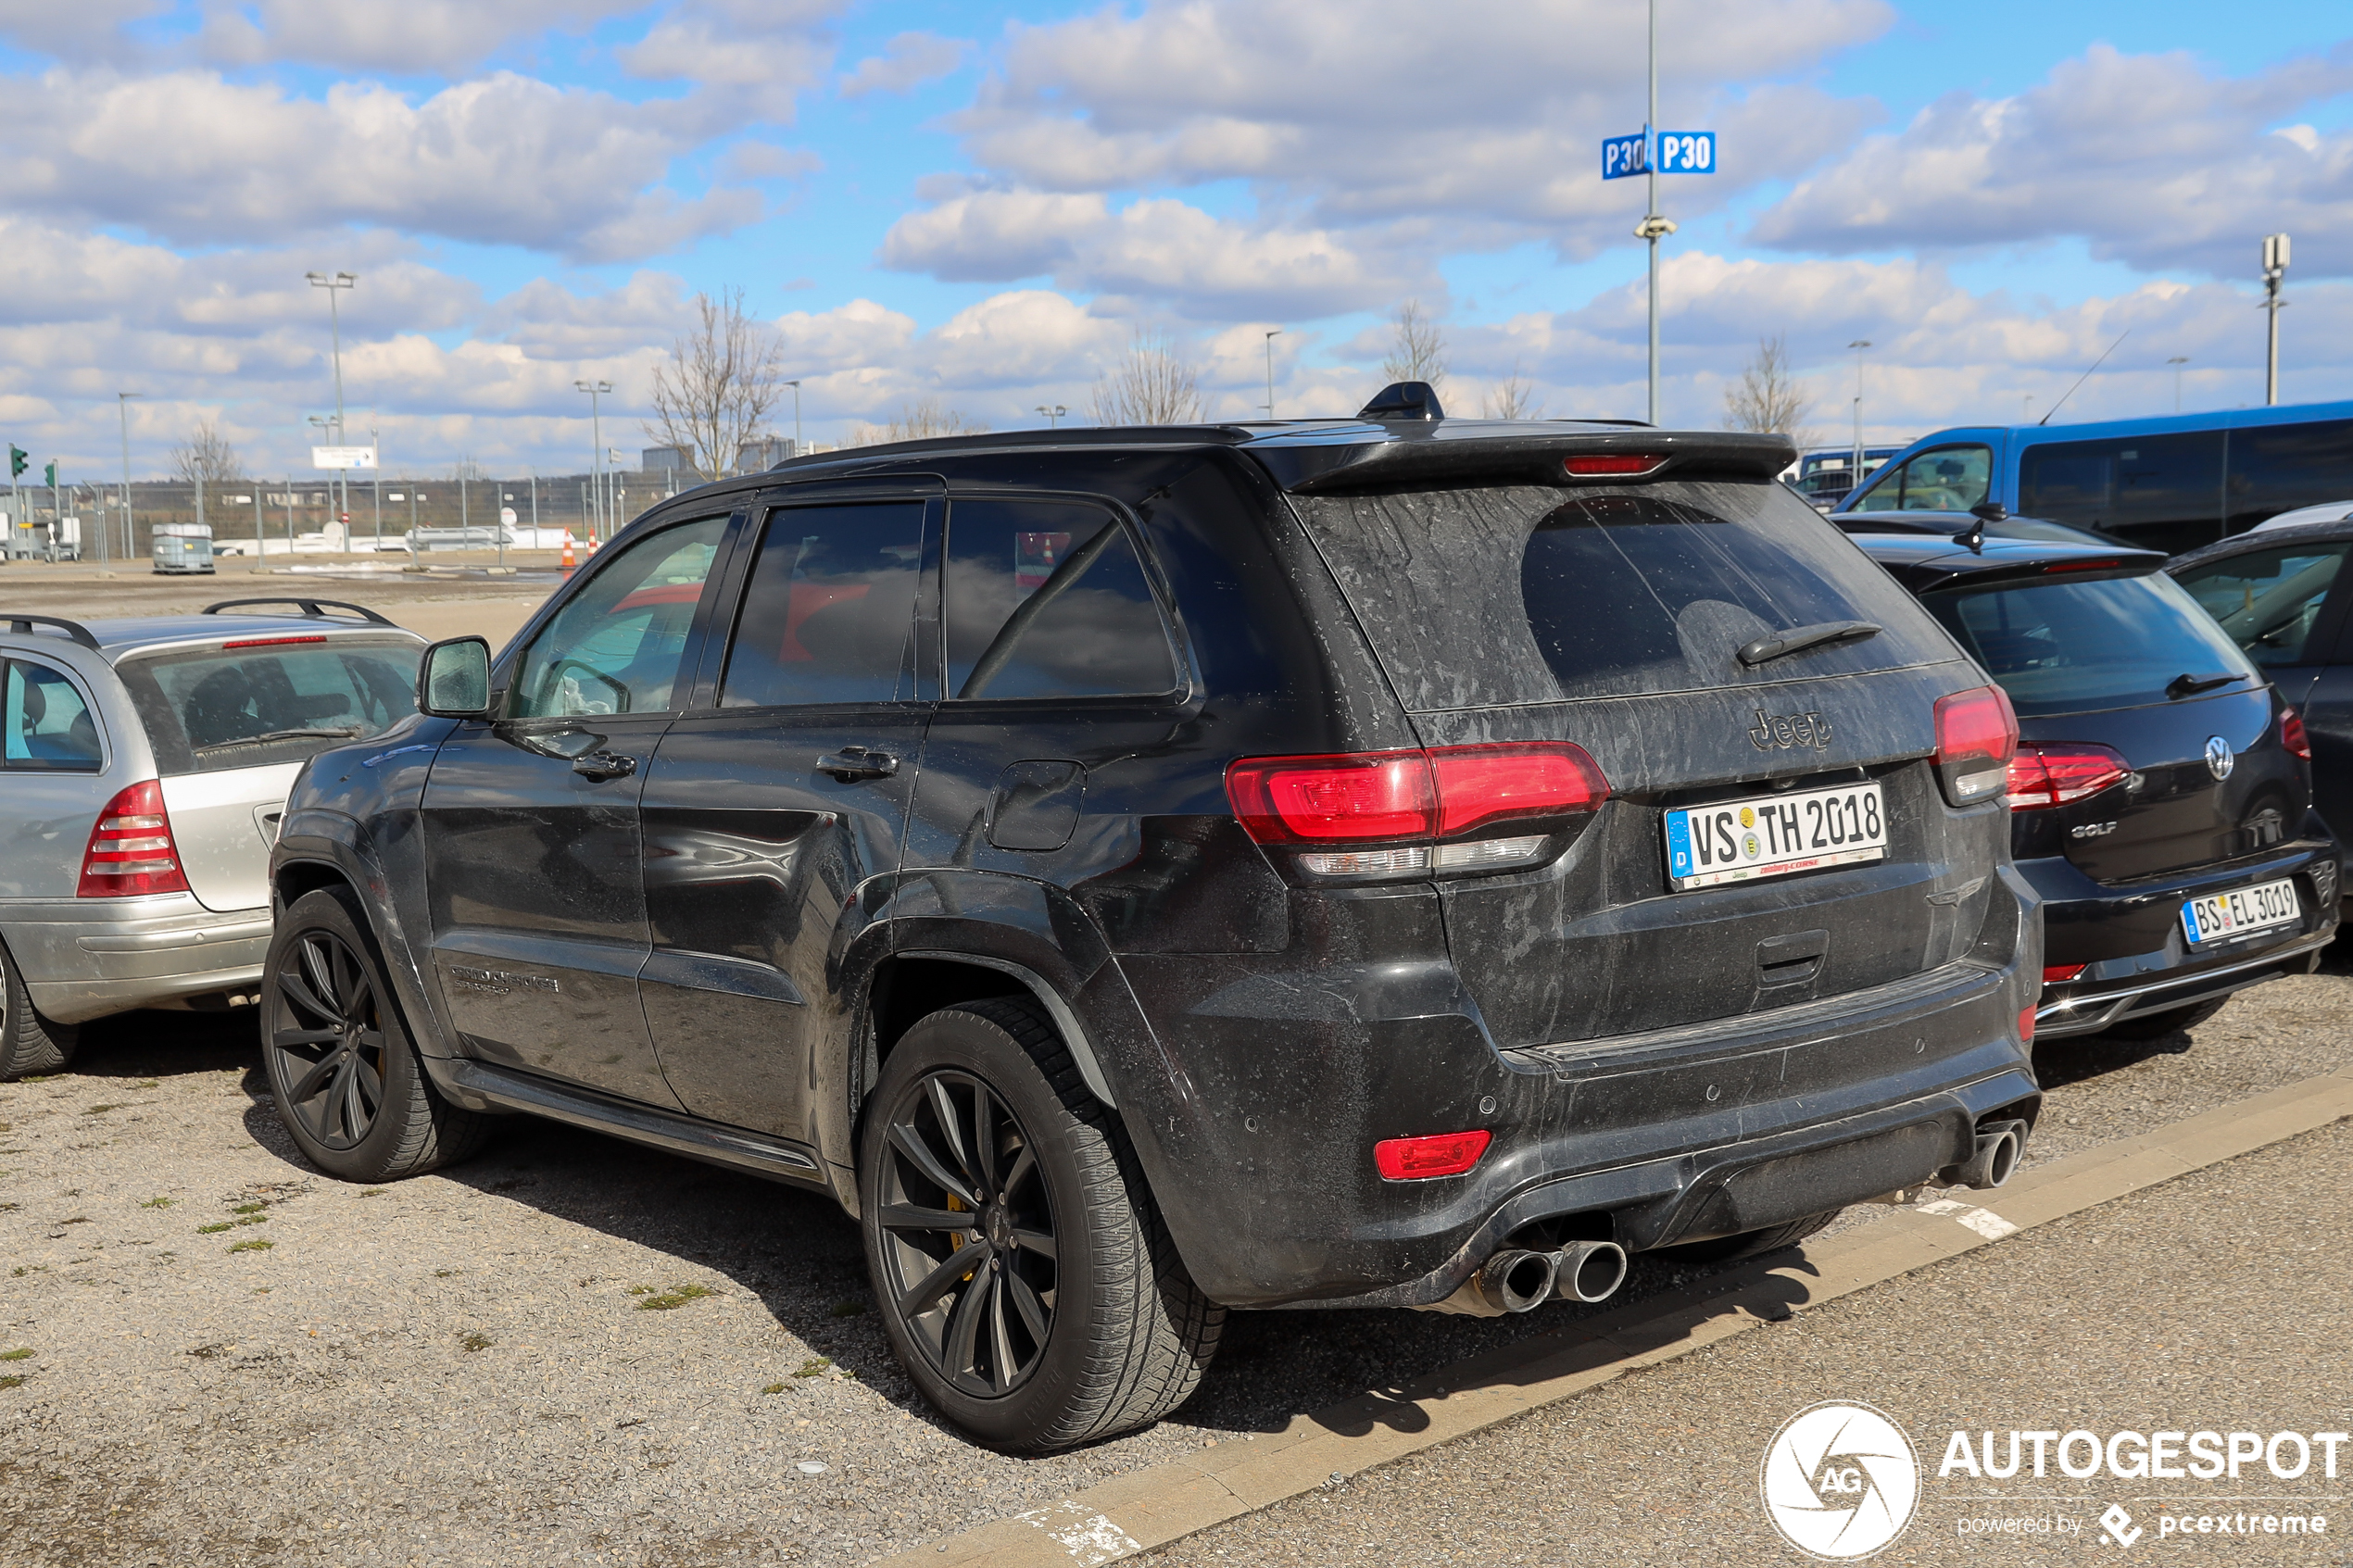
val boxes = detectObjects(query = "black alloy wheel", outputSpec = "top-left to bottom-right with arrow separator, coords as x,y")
875,1069 -> 1058,1398
266,927 -> 390,1152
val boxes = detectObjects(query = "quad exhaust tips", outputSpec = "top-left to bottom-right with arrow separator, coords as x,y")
1425,1239 -> 1631,1316
1933,1118 -> 2027,1191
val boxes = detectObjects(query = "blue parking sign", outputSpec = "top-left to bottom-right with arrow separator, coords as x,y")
1602,132 -> 1648,180
1654,131 -> 1716,172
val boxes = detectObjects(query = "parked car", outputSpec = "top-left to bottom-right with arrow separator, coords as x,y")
1835,398 -> 2353,555
1791,445 -> 1903,511
267,390 -> 2043,1449
0,600 -> 425,1078
1831,506 -> 2120,549
2248,499 -> 2353,533
1854,533 -> 2340,1041
2170,520 -> 2353,857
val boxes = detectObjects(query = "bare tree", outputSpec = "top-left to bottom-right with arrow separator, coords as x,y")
170,418 -> 244,487
850,398 -> 990,445
1090,330 -> 1203,425
1724,335 -> 1816,449
644,286 -> 786,482
1380,300 -> 1448,390
450,456 -> 491,482
1482,362 -> 1543,420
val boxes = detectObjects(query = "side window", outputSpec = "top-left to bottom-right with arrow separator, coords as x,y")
4,660 -> 102,771
1869,445 -> 1991,512
943,499 -> 1180,700
509,516 -> 728,718
2173,543 -> 2353,668
2021,433 -> 2224,552
721,502 -> 925,708
2225,418 -> 2353,533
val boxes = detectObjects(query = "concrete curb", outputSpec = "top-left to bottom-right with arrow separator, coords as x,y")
876,1065 -> 2353,1568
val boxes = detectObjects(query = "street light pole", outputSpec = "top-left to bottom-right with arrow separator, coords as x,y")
785,380 -> 802,455
574,379 -> 612,540
306,271 -> 358,526
1635,0 -> 1677,425
2260,234 -> 2289,408
1846,341 -> 1870,483
1033,404 -> 1066,429
1263,329 -> 1283,418
114,391 -> 140,571
2167,356 -> 2189,415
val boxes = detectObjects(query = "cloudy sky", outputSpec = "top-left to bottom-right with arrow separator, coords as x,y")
3,0 -> 2349,483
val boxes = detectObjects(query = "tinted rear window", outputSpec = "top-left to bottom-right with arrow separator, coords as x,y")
119,635 -> 423,775
1919,572 -> 2257,717
1290,480 -> 1954,710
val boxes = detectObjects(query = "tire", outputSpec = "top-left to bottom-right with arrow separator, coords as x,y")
260,886 -> 496,1182
859,997 -> 1224,1450
1655,1209 -> 1841,1267
2096,997 -> 2229,1041
0,935 -> 79,1080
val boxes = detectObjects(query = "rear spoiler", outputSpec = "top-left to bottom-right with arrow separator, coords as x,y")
1242,424 -> 1797,494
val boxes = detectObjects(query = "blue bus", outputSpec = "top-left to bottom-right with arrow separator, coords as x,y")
1832,398 -> 2353,555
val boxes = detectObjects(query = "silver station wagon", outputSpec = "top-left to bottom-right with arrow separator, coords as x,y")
0,599 -> 423,1076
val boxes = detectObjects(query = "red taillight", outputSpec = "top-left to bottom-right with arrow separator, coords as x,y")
2040,558 -> 2127,574
2007,743 -> 2130,810
2018,1007 -> 2036,1043
1933,684 -> 2019,807
1373,1129 -> 1492,1181
2043,963 -> 2087,983
77,780 -> 190,897
1563,454 -> 1667,478
1227,744 -> 1608,857
220,635 -> 327,650
2283,709 -> 2312,760
1225,750 -> 1434,843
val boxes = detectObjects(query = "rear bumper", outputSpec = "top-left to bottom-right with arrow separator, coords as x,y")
2025,840 -> 2341,1039
1,896 -> 272,1024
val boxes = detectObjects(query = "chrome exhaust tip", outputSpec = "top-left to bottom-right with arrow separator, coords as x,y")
1550,1240 -> 1629,1303
1934,1119 -> 2027,1190
1475,1248 -> 1559,1314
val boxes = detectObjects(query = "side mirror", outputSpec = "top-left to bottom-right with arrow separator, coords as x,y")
418,636 -> 493,719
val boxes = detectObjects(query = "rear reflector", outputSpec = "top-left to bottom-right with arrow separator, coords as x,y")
1562,454 -> 1667,478
2007,743 -> 2130,810
2019,1007 -> 2036,1043
1373,1129 -> 1492,1181
2043,963 -> 2088,983
220,634 -> 328,650
1227,743 -> 1607,852
77,779 -> 190,897
2283,709 -> 2312,760
1933,684 -> 2019,807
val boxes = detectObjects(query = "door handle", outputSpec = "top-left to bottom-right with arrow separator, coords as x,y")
816,746 -> 900,783
571,750 -> 638,782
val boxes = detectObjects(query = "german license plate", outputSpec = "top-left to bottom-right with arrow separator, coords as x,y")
1664,782 -> 1887,891
2181,878 -> 2300,945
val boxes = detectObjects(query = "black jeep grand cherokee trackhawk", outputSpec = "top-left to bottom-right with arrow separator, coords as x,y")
263,386 -> 2043,1448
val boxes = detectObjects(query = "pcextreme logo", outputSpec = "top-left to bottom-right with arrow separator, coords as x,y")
1761,1401 -> 1921,1560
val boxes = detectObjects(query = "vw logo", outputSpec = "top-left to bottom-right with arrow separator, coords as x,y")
2205,735 -> 2235,781
1760,1401 -> 1919,1560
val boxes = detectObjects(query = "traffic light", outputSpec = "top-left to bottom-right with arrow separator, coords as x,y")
43,462 -> 56,488
7,446 -> 24,479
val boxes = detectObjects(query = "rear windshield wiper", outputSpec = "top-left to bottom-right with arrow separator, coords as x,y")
1738,621 -> 1881,667
2165,672 -> 2250,700
193,726 -> 364,752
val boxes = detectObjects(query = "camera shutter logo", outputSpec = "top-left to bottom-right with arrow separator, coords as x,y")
1760,1401 -> 1919,1560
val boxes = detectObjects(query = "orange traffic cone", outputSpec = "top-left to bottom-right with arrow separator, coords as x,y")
560,531 -> 575,570
585,533 -> 599,557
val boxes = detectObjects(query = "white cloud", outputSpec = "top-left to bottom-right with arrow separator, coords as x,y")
1751,43 -> 2353,279
880,190 -> 1425,317
197,0 -> 648,74
0,67 -> 765,260
840,31 -> 971,98
0,0 -> 165,63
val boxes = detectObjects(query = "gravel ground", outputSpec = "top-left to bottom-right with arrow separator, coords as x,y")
4,953 -> 2349,1566
1152,1118 -> 2353,1566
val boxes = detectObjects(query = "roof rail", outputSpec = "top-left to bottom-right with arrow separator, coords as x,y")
1,613 -> 102,650
200,597 -> 396,627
